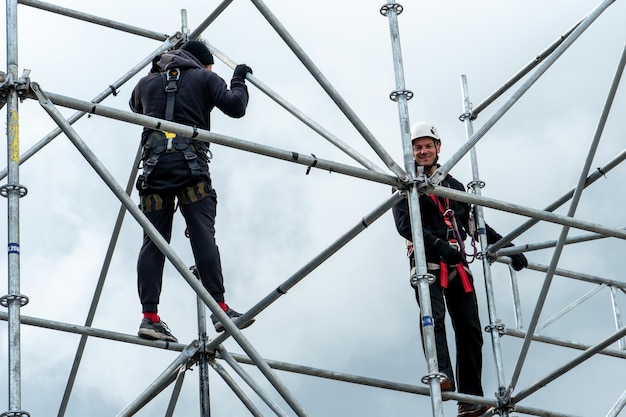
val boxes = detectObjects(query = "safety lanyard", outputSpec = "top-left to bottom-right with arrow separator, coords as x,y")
429,194 -> 473,292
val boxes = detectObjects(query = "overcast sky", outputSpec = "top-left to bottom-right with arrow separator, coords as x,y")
1,1 -> 626,416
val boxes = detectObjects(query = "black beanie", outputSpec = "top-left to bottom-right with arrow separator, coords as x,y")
180,40 -> 214,65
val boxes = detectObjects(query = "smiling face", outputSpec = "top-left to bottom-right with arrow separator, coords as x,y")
412,136 -> 441,174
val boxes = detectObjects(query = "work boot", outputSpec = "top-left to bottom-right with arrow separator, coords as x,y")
440,378 -> 455,401
458,402 -> 492,417
138,318 -> 178,343
211,307 -> 255,332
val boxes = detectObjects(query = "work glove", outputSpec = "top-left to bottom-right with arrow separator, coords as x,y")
233,64 -> 253,80
434,239 -> 464,265
503,243 -> 528,271
509,252 -> 528,271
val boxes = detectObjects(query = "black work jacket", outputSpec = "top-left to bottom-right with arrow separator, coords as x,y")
129,50 -> 249,192
392,171 -> 502,264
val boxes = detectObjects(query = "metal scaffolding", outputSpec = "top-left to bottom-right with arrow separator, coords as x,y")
1,1 -> 625,417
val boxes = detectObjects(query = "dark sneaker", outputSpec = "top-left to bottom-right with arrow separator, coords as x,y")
138,318 -> 178,343
458,402 -> 492,417
210,307 -> 255,332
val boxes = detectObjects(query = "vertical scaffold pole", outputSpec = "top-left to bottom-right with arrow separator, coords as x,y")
380,2 -> 444,416
459,75 -> 508,415
194,267 -> 212,417
2,1 -> 29,417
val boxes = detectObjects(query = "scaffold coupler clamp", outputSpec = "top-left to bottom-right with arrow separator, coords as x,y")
484,320 -> 506,336
16,69 -> 32,102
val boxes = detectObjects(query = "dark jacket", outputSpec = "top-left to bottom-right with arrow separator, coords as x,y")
129,50 -> 249,192
392,171 -> 502,265
129,50 -> 248,132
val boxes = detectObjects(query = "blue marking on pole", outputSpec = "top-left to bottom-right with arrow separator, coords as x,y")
422,316 -> 434,327
8,243 -> 19,254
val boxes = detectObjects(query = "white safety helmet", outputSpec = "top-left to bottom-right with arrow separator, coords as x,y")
410,121 -> 441,142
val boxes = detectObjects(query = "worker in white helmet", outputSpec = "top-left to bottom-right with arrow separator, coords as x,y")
393,121 -> 528,417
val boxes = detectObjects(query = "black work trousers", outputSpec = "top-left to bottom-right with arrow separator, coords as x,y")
415,268 -> 484,397
137,184 -> 225,313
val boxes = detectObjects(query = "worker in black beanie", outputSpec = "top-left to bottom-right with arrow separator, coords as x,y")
180,40 -> 214,66
130,37 -> 254,342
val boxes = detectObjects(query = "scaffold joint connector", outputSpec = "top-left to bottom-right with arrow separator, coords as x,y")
420,371 -> 447,385
0,294 -> 29,308
379,3 -> 403,16
484,321 -> 505,336
389,89 -> 413,102
0,184 -> 28,198
1,410 -> 30,417
410,272 -> 435,287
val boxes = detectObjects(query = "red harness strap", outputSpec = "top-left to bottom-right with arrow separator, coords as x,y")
430,194 -> 473,293
440,262 -> 473,292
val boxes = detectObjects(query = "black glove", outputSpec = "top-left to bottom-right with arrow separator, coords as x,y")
233,64 -> 253,80
510,252 -> 528,271
504,243 -> 528,271
434,239 -> 464,265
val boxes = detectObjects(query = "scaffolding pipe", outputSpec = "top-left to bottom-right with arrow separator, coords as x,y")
491,41 -> 626,252
0,36 -> 181,181
3,0 -> 25,415
513,326 -> 626,403
117,344 -> 199,417
37,90 -> 400,187
431,185 -> 626,240
460,75 -> 509,405
605,389 -> 626,417
430,0 -> 615,186
188,0 -> 234,40
57,145 -> 143,417
507,43 -> 622,396
206,191 -> 404,348
164,367 -> 187,417
249,0 -> 407,180
209,361 -> 265,417
205,40 -> 386,173
504,327 -> 626,360
32,83 -> 311,417
195,269 -> 211,417
609,287 -> 626,350
227,353 -> 580,417
498,225 -> 626,255
523,261 -> 626,291
507,267 -> 525,329
0,310 -> 186,350
467,19 -> 583,119
536,284 -> 607,332
218,346 -> 290,417
18,0 -> 169,40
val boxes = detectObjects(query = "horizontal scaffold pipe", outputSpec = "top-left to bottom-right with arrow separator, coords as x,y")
225,352 -> 581,417
430,185 -> 626,240
497,227 -> 626,256
18,0 -> 169,41
521,261 -> 626,291
41,90 -> 400,187
0,310 -> 186,352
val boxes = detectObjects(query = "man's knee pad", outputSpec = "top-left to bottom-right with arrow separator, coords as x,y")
140,193 -> 174,213
178,181 -> 212,206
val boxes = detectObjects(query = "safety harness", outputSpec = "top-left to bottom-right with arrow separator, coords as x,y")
428,194 -> 473,292
138,68 -> 209,189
